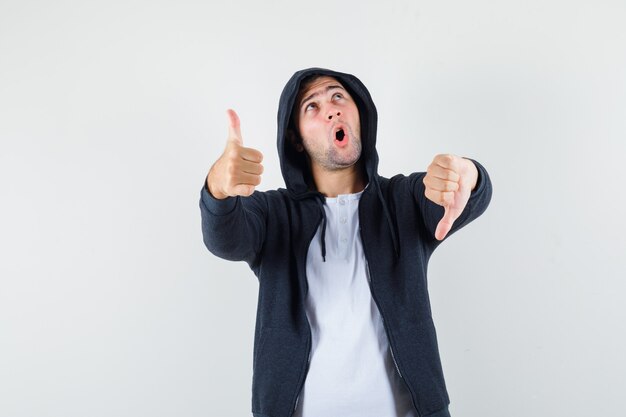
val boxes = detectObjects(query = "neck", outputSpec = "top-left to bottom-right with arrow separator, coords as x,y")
309,161 -> 367,197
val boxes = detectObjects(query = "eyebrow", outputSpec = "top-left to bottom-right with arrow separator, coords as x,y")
299,85 -> 345,109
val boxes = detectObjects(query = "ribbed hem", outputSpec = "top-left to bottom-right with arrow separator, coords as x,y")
200,185 -> 238,216
423,405 -> 451,417
251,405 -> 450,417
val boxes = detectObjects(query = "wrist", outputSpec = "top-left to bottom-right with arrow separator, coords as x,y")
206,168 -> 228,200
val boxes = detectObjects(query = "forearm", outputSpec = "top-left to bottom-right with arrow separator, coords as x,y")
199,185 -> 265,264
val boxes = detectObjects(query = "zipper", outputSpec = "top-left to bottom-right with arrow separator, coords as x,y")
365,262 -> 402,379
292,351 -> 311,413
360,224 -> 422,417
389,335 -> 403,379
289,213 -> 323,416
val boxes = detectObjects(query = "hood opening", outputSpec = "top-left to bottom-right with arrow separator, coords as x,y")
278,68 -> 379,197
276,67 -> 400,260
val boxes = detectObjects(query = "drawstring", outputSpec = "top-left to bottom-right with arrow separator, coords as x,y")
318,198 -> 327,262
321,219 -> 327,262
291,190 -> 328,262
291,179 -> 399,262
318,181 -> 398,262
375,178 -> 401,259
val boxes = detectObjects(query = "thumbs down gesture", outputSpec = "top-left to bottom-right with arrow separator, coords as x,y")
423,154 -> 479,241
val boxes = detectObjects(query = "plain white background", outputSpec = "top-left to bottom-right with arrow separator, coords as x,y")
1,0 -> 625,416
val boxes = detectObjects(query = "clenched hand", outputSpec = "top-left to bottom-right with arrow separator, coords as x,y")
423,154 -> 478,241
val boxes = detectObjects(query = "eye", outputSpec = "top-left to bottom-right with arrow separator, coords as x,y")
332,92 -> 343,100
304,102 -> 317,112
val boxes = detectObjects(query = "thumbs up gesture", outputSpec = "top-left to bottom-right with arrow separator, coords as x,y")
423,154 -> 479,240
206,109 -> 264,199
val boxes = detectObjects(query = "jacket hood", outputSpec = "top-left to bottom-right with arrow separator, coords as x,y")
277,68 -> 379,198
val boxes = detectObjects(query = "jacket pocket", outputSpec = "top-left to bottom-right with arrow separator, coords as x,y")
251,327 -> 308,416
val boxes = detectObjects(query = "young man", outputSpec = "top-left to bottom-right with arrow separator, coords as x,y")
200,68 -> 492,417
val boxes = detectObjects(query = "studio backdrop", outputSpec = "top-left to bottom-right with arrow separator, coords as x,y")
1,1 -> 625,416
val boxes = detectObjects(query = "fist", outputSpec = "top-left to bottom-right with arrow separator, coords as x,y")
206,109 -> 264,199
423,154 -> 478,240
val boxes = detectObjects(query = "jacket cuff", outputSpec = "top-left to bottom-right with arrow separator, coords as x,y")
464,158 -> 488,199
200,183 -> 239,216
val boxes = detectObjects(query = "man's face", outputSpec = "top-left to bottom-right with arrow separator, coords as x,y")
295,76 -> 362,172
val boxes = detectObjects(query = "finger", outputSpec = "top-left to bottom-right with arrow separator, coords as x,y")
230,184 -> 256,197
240,160 -> 264,175
226,109 -> 243,145
427,164 -> 460,183
434,154 -> 460,172
435,207 -> 454,240
240,146 -> 264,163
423,175 -> 459,192
233,172 -> 262,187
425,188 -> 455,206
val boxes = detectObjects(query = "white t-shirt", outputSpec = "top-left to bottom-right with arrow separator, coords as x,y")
293,189 -> 417,417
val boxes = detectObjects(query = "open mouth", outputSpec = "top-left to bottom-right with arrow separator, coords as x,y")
335,128 -> 346,141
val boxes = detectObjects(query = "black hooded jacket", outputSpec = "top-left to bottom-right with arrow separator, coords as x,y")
200,68 -> 493,417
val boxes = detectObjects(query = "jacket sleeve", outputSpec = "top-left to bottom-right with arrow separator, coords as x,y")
199,183 -> 267,267
409,158 -> 492,242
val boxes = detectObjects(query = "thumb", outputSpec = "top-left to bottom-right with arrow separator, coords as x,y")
435,206 -> 455,241
226,108 -> 243,145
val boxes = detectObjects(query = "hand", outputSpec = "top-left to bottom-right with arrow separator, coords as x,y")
423,154 -> 478,240
206,109 -> 264,199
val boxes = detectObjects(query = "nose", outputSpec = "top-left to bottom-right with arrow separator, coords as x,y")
327,110 -> 341,120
